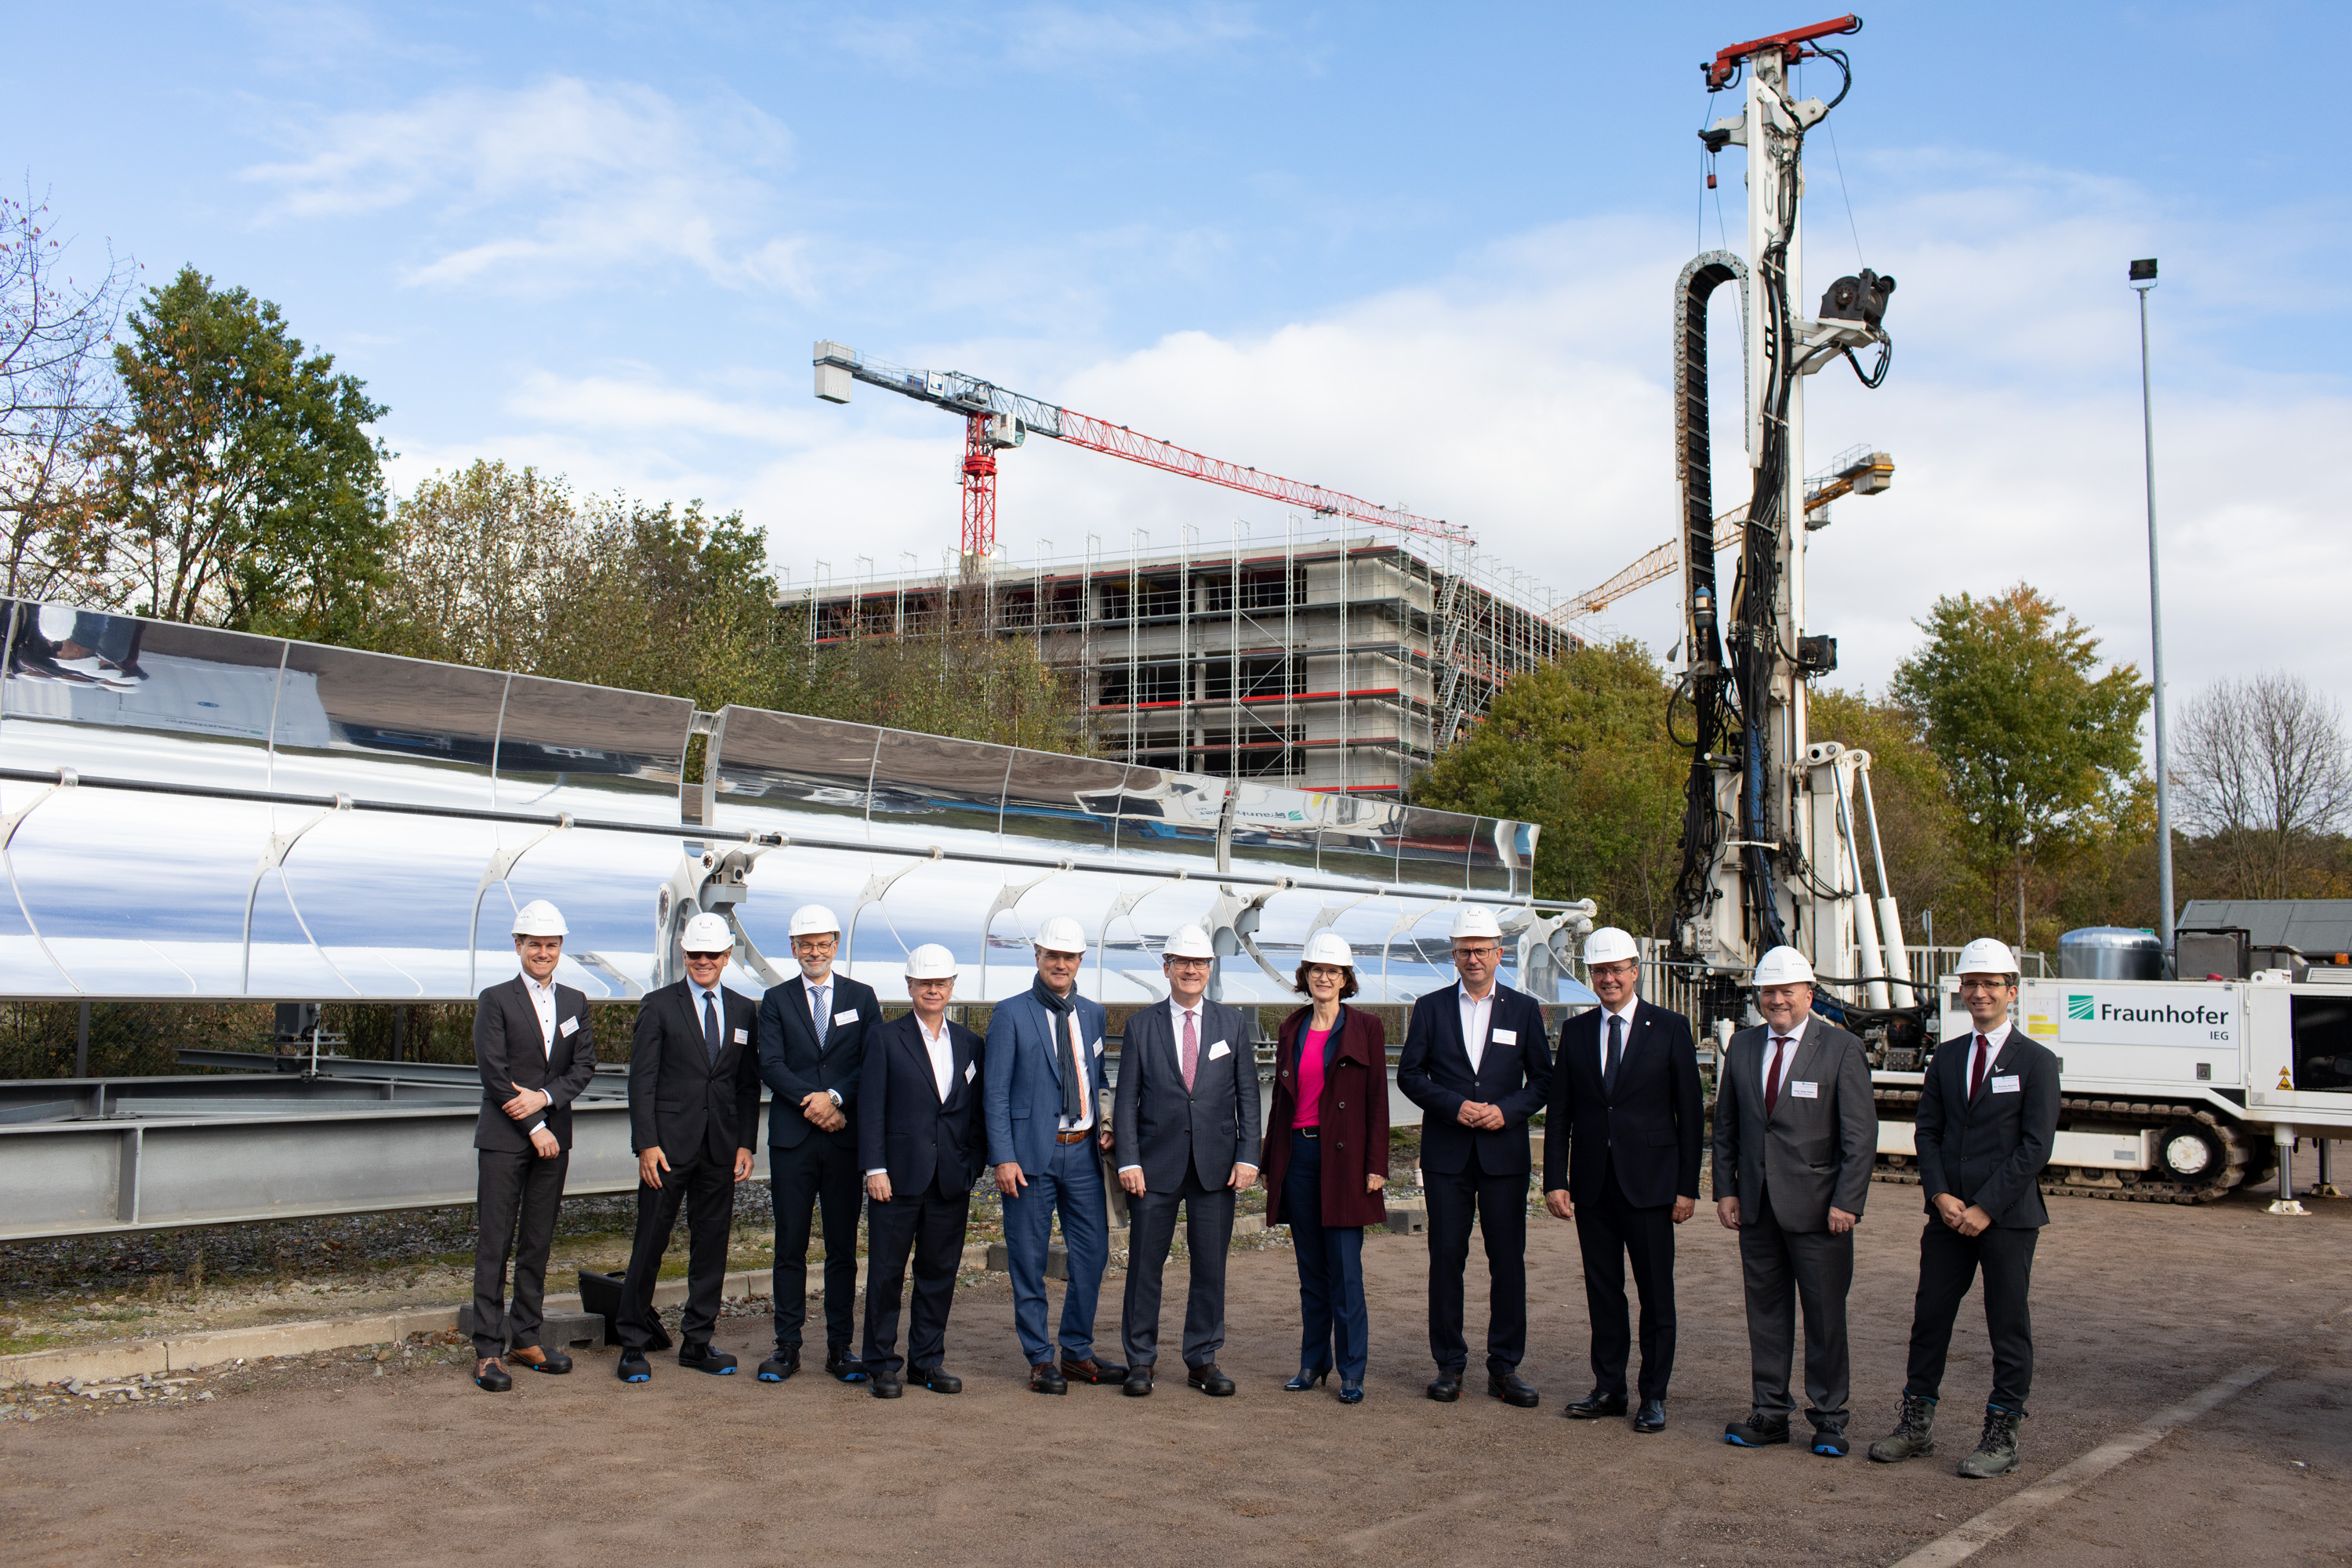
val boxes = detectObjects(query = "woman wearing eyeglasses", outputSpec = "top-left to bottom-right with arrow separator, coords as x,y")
1260,931 -> 1389,1403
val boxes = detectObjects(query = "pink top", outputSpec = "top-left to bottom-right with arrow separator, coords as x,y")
1294,1026 -> 1330,1129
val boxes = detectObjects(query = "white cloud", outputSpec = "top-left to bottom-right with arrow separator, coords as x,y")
241,77 -> 810,296
830,3 -> 1261,78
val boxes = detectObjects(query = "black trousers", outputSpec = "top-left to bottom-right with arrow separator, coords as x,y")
770,1136 -> 864,1353
1903,1219 -> 2040,1412
471,1145 -> 568,1359
861,1172 -> 971,1376
1738,1192 -> 1854,1427
1121,1164 -> 1236,1370
1424,1152 -> 1529,1377
619,1149 -> 736,1353
1574,1161 -> 1678,1401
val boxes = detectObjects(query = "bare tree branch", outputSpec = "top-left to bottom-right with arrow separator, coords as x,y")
2174,671 -> 2352,898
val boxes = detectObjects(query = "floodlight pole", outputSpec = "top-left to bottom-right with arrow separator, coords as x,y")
2132,259 -> 2175,955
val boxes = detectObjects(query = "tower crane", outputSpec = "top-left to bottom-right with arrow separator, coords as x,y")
813,341 -> 1473,569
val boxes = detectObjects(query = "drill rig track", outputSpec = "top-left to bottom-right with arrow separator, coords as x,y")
1870,1089 -> 2257,1206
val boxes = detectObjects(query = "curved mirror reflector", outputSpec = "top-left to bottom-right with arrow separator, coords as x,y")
274,644 -> 504,806
1316,797 -> 1403,888
1225,781 -> 1326,874
1000,750 -> 1126,853
1394,805 -> 1475,891
708,708 -> 879,835
868,731 -> 1011,850
1111,768 -> 1225,869
1466,818 -> 1522,898
495,675 -> 691,822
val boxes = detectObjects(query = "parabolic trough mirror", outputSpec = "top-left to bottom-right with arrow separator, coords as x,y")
1,598 -> 1596,1009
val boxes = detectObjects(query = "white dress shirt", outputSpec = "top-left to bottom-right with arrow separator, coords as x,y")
1054,999 -> 1094,1132
1597,998 -> 1639,1073
1762,1021 -> 1806,1096
1459,982 -> 1498,1074
868,1013 -> 956,1178
1120,997 -> 1205,1174
1967,1021 -> 2013,1090
806,973 -> 844,1105
519,972 -> 558,1134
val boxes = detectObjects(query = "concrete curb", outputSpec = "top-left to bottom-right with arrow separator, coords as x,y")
0,1270 -> 770,1388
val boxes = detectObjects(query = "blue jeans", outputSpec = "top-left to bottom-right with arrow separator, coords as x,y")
1001,1134 -> 1111,1366
1283,1128 -> 1368,1381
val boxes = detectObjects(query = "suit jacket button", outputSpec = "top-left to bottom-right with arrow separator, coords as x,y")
1337,1101 -> 1345,1109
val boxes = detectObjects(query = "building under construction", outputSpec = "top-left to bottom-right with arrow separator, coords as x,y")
795,531 -> 1577,796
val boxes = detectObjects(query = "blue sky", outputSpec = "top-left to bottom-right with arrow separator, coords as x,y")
9,2 -> 2348,701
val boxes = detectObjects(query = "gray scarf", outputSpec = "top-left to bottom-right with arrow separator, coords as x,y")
1032,975 -> 1085,1123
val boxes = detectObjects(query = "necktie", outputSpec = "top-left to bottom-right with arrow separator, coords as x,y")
812,985 -> 830,1047
702,992 -> 722,1067
1181,1008 -> 1199,1091
1066,1013 -> 1089,1123
1764,1036 -> 1790,1114
1970,1034 -> 1991,1101
1604,1013 -> 1624,1098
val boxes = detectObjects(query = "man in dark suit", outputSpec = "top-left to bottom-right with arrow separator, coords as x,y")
1712,945 -> 1878,1455
1871,938 -> 2060,1479
1397,904 -> 1553,1408
754,902 -> 882,1384
616,913 -> 763,1384
1112,924 -> 1263,1397
467,899 -> 600,1392
858,944 -> 985,1399
984,916 -> 1124,1392
1543,926 -> 1703,1432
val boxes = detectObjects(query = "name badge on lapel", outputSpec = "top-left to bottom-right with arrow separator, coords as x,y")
1091,1037 -> 1105,1057
1791,1080 -> 1819,1099
1991,1074 -> 2021,1094
1207,1040 -> 1231,1060
833,1009 -> 860,1027
559,1016 -> 579,1037
1491,1028 -> 1517,1044
732,1028 -> 749,1044
964,1060 -> 977,1083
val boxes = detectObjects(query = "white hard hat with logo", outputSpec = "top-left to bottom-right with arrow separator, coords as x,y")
1583,926 -> 1639,967
1162,925 -> 1215,960
1752,946 -> 1815,987
681,912 -> 734,954
1955,938 -> 2020,978
1450,905 -> 1503,941
905,943 -> 958,980
1034,915 -> 1089,954
788,904 -> 842,938
1301,931 -> 1356,969
511,899 -> 568,938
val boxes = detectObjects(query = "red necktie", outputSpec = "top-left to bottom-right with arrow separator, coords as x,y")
1181,1009 -> 1198,1091
1764,1036 -> 1790,1114
1969,1034 -> 1991,1101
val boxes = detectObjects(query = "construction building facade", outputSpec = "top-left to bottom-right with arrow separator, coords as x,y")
796,532 -> 1576,796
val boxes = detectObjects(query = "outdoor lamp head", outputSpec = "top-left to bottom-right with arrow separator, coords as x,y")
2129,258 -> 2158,283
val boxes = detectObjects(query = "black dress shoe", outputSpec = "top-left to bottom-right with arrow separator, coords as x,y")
678,1344 -> 738,1375
1030,1361 -> 1068,1395
917,1367 -> 961,1395
1283,1367 -> 1331,1392
1634,1399 -> 1667,1433
869,1371 -> 904,1399
1565,1390 -> 1628,1420
1724,1411 -> 1792,1446
508,1345 -> 572,1375
1337,1378 -> 1364,1405
617,1350 -> 651,1384
1489,1373 -> 1540,1409
1427,1372 -> 1463,1403
826,1348 -> 868,1383
473,1357 -> 511,1392
1123,1367 -> 1154,1397
757,1348 -> 800,1383
1186,1363 -> 1236,1397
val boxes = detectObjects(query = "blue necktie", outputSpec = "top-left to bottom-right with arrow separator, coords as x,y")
702,992 -> 722,1067
813,985 -> 829,1047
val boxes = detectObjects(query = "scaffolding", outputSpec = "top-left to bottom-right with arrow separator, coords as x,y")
790,524 -> 1577,795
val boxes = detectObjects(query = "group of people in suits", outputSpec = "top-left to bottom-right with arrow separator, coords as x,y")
464,895 -> 2059,1481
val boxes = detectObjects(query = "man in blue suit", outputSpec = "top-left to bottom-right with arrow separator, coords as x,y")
1397,905 -> 1553,1409
984,915 -> 1126,1393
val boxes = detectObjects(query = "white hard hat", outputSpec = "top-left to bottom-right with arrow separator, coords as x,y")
1301,931 -> 1355,968
1161,924 -> 1215,960
1450,905 -> 1503,941
1955,937 -> 2020,978
1752,945 -> 1815,987
681,912 -> 734,954
905,943 -> 958,980
1034,915 -> 1088,954
788,904 -> 842,938
511,899 -> 568,938
1583,926 -> 1640,966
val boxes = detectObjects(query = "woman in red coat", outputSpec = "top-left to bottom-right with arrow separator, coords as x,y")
1262,931 -> 1389,1403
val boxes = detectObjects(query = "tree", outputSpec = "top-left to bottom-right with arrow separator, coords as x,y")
93,267 -> 391,637
1413,639 -> 1684,932
0,191 -> 132,602
364,460 -> 581,672
1889,583 -> 2149,949
2172,672 -> 2352,899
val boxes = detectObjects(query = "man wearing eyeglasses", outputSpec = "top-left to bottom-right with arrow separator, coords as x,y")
1869,938 -> 2059,1480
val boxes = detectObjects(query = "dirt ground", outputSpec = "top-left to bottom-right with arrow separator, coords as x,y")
5,1156 -> 2350,1568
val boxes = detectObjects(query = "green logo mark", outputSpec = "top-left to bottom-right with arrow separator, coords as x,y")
2067,993 -> 2096,1021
